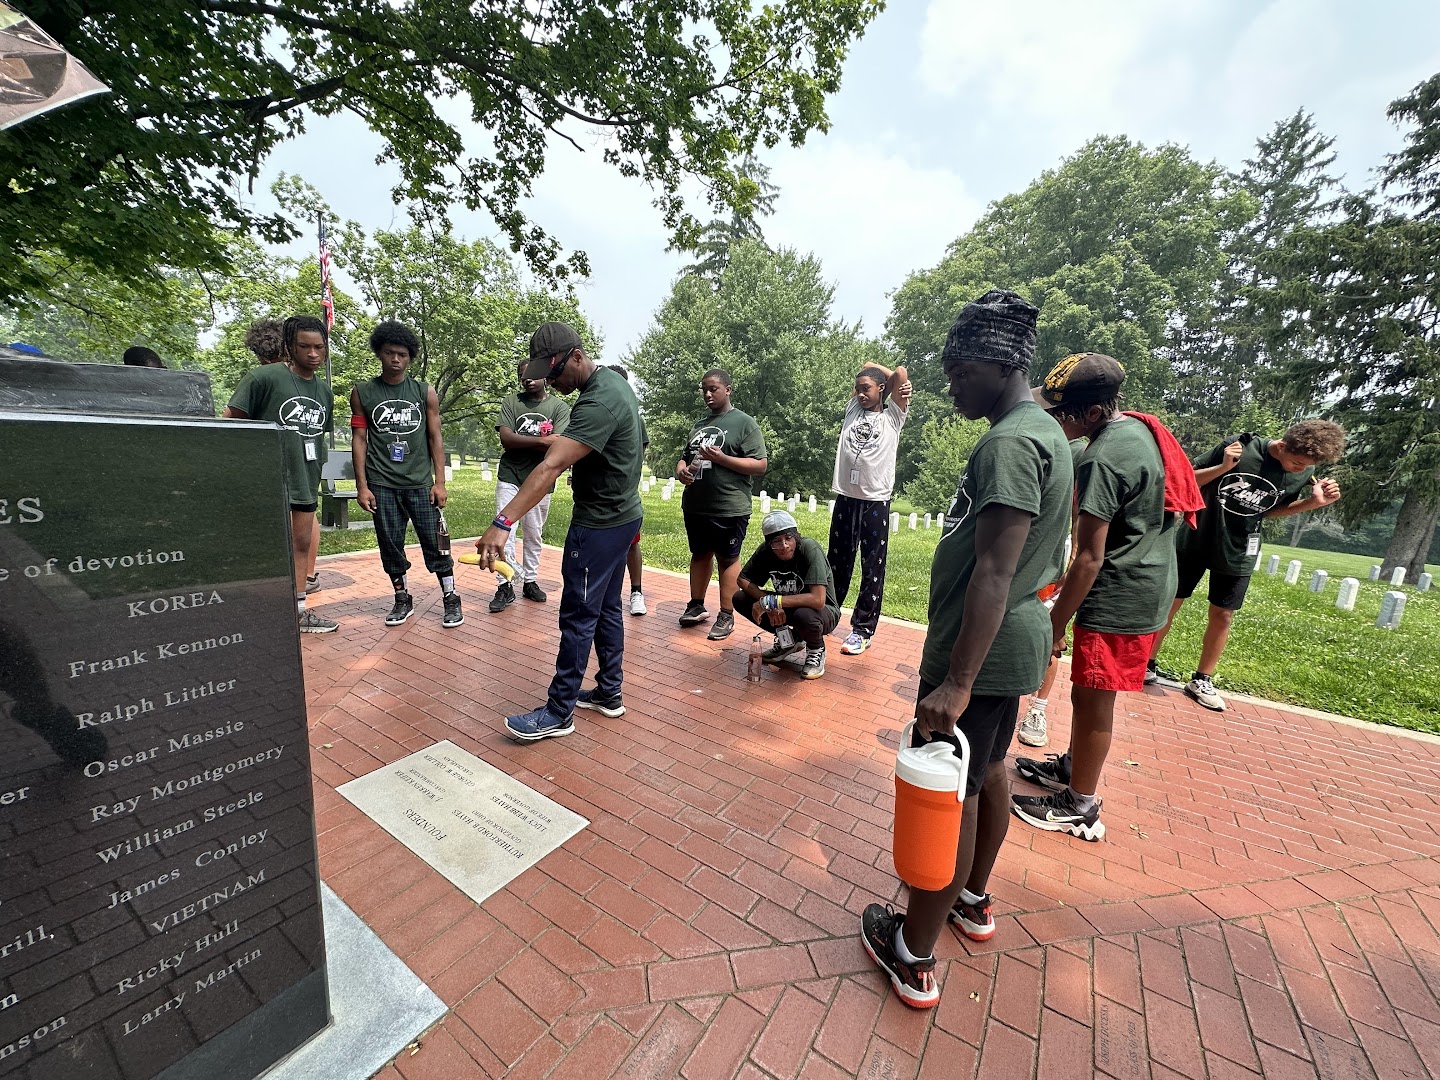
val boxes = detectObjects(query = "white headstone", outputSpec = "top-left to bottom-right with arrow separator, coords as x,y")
827,500 -> 836,513
1284,559 -> 1302,585
937,514 -> 945,530
809,495 -> 817,513
889,512 -> 900,534
1369,565 -> 1382,581
1254,553 -> 1264,573
1378,590 -> 1408,630
924,513 -> 933,529
908,512 -> 918,530
444,465 -> 453,482
788,497 -> 798,512
661,486 -> 672,501
777,491 -> 785,502
1391,566 -> 1406,587
760,494 -> 771,513
759,489 -> 767,500
481,462 -> 492,481
1266,555 -> 1281,575
1308,569 -> 1328,592
1420,573 -> 1433,592
1336,577 -> 1359,611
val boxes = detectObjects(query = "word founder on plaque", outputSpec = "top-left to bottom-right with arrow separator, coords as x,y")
0,413 -> 328,1080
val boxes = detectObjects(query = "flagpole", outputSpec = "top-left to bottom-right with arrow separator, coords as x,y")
319,211 -> 335,449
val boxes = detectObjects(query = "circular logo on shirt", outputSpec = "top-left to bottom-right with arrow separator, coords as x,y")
514,412 -> 555,437
940,478 -> 974,540
278,396 -> 327,437
846,415 -> 880,454
371,399 -> 423,436
689,426 -> 727,452
769,570 -> 805,595
1216,472 -> 1282,518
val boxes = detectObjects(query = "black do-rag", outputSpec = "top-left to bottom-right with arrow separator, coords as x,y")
940,289 -> 1039,372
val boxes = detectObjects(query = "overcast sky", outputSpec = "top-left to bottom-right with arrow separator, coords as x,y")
257,0 -> 1440,360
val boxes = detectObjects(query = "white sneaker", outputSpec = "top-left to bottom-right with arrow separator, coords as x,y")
1017,703 -> 1048,747
1185,674 -> 1226,711
629,590 -> 647,616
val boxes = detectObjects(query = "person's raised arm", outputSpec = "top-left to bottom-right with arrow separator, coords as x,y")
1194,440 -> 1242,487
1266,477 -> 1341,518
891,364 -> 912,412
697,446 -> 767,476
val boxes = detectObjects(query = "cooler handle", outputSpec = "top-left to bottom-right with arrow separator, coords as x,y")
899,720 -> 971,803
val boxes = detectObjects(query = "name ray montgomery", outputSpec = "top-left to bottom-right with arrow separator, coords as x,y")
89,745 -> 285,822
68,632 -> 246,678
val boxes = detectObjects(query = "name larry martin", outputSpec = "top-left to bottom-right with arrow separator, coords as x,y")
67,633 -> 244,678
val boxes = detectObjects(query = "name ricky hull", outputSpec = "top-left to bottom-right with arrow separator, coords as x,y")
90,745 -> 284,822
119,948 -> 262,1036
67,632 -> 245,679
77,678 -> 239,728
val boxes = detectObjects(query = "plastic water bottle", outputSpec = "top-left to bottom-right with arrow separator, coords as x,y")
746,635 -> 763,683
436,511 -> 451,559
892,720 -> 970,891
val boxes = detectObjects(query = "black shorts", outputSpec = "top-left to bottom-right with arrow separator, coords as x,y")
684,513 -> 750,560
289,503 -> 318,514
913,680 -> 1019,796
1175,548 -> 1251,611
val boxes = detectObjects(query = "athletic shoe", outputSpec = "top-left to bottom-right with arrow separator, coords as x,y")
840,632 -> 870,655
488,582 -> 515,613
384,591 -> 414,626
1185,673 -> 1226,711
522,580 -> 547,603
630,590 -> 647,616
1010,788 -> 1106,842
504,706 -> 575,742
948,893 -> 995,941
1017,703 -> 1048,748
800,646 -> 826,680
298,610 -> 338,634
575,689 -> 626,718
305,573 -> 320,594
1014,751 -> 1071,792
442,593 -> 464,628
860,904 -> 939,1009
707,610 -> 735,640
762,639 -> 805,665
678,599 -> 709,626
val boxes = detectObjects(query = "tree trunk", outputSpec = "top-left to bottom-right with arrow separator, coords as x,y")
1382,486 -> 1440,580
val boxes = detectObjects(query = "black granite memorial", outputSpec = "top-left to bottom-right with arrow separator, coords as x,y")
0,407 -> 329,1079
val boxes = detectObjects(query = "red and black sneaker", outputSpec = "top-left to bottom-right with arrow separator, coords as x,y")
861,904 -> 939,1009
947,893 -> 995,941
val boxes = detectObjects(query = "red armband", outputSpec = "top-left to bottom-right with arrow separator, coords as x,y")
350,414 -> 368,429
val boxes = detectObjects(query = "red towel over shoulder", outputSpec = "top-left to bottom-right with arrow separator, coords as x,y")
1123,412 -> 1206,529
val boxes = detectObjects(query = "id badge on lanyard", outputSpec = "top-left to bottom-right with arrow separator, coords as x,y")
390,441 -> 407,462
304,439 -> 317,461
1246,534 -> 1260,557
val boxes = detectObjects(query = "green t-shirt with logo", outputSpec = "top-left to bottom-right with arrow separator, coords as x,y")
566,366 -> 644,529
919,401 -> 1073,696
739,536 -> 840,623
681,407 -> 767,518
1177,433 -> 1314,575
1073,417 -> 1177,634
354,375 -> 434,489
229,363 -> 334,505
497,390 -> 572,490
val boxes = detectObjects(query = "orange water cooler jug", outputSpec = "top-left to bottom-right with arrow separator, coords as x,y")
892,720 -> 970,892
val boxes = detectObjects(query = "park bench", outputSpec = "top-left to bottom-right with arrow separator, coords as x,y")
320,451 -> 361,529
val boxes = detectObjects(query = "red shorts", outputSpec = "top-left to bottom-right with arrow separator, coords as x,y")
1071,627 -> 1159,692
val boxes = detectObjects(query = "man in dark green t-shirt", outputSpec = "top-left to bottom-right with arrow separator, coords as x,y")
224,314 -> 338,634
676,369 -> 768,641
476,322 -> 644,742
1011,353 -> 1178,845
350,320 -> 461,630
489,359 -> 572,613
1148,421 -> 1344,710
861,290 -> 1071,1012
734,510 -> 837,678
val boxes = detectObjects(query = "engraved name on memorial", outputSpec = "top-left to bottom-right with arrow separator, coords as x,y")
0,414 -> 327,1079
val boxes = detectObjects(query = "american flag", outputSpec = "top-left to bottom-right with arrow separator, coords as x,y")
318,215 -> 335,332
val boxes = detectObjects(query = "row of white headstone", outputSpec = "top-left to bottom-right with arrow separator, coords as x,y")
1261,553 -> 1429,629
634,483 -> 950,532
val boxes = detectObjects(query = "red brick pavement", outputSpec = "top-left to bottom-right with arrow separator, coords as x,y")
301,544 -> 1440,1079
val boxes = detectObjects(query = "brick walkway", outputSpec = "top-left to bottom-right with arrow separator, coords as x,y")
300,545 -> 1440,1080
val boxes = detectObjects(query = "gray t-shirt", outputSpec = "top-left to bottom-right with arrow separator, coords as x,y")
832,398 -> 906,501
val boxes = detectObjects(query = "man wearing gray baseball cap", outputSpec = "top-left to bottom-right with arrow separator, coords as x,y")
732,510 -> 840,679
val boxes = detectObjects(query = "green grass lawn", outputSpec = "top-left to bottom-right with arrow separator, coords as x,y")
323,467 -> 1440,734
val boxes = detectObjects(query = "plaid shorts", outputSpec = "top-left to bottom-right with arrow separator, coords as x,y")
372,485 -> 452,578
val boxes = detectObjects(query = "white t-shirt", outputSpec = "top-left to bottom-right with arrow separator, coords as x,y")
832,397 -> 907,501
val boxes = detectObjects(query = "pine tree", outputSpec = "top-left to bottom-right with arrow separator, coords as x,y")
676,155 -> 780,284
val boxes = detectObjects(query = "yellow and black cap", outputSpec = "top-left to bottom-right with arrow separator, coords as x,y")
1033,352 -> 1125,410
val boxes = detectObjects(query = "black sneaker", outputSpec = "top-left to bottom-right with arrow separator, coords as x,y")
575,689 -> 626,718
1143,659 -> 1161,686
860,904 -> 939,1009
678,599 -> 709,626
762,639 -> 805,665
947,893 -> 995,941
706,610 -> 735,640
1010,788 -> 1106,842
442,593 -> 464,628
384,591 -> 413,626
488,582 -> 515,613
1015,751 -> 1071,792
522,580 -> 547,603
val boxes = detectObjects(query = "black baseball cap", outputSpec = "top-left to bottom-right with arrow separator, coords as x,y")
1033,352 -> 1125,409
523,322 -> 584,381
